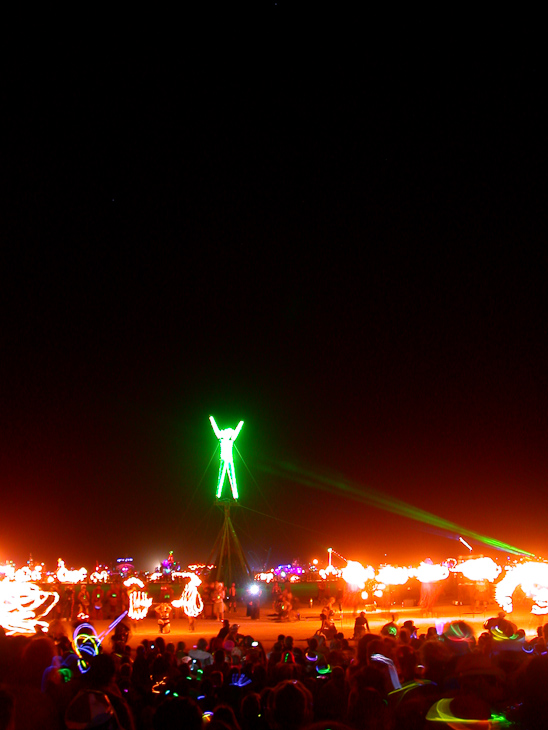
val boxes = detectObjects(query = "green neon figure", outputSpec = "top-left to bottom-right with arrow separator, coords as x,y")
210,416 -> 244,500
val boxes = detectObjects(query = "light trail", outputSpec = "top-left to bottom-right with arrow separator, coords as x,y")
124,578 -> 153,620
172,573 -> 204,618
259,460 -> 534,557
0,581 -> 59,635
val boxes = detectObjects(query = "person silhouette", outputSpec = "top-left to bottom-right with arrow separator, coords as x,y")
210,416 -> 244,499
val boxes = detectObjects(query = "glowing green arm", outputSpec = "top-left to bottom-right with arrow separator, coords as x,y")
209,416 -> 221,440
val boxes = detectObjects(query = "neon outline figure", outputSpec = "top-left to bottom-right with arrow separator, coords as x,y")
210,416 -> 244,500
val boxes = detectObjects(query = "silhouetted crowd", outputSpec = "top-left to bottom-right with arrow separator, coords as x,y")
2,611 -> 548,729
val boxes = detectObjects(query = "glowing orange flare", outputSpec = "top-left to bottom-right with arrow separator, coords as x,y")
342,560 -> 374,590
376,565 -> 411,586
124,577 -> 145,589
319,565 -> 340,580
56,559 -> 87,584
414,562 -> 449,583
14,566 -> 43,582
90,570 -> 109,583
453,557 -> 500,583
255,572 -> 274,583
0,565 -> 15,580
496,561 -> 548,615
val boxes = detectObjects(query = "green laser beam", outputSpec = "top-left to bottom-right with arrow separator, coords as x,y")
238,503 -> 327,536
235,444 -> 296,548
257,460 -> 534,557
173,445 -> 219,534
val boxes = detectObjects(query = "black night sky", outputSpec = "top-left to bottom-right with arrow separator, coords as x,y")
1,52 -> 546,574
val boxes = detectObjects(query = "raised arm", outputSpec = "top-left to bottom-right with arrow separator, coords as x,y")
209,416 -> 221,440
233,420 -> 244,441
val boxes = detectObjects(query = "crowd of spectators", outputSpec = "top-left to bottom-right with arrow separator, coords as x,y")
2,610 -> 548,729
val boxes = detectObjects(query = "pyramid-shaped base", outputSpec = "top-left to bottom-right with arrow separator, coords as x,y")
207,502 -> 252,587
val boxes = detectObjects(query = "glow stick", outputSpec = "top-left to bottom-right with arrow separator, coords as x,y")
99,610 -> 129,642
370,654 -> 401,690
70,610 -> 129,674
459,536 -> 473,552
